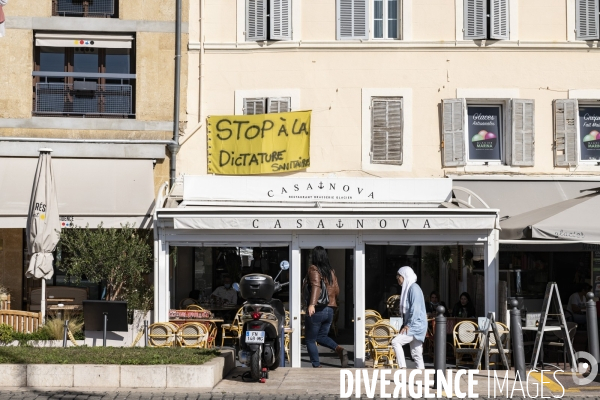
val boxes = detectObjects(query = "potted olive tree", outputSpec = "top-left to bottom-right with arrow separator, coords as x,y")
57,223 -> 153,346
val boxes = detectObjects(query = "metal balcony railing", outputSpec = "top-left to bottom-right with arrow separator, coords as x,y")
53,0 -> 116,17
34,84 -> 134,118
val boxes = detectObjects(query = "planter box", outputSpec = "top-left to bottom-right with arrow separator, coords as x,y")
0,349 -> 234,389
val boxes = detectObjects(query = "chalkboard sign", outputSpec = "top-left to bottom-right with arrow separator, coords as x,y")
83,300 -> 128,332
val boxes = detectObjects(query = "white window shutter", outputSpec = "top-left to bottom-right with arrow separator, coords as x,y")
442,99 -> 467,167
244,98 -> 266,115
247,0 -> 267,41
464,0 -> 486,39
371,98 -> 403,165
270,0 -> 292,41
511,99 -> 535,166
490,0 -> 509,40
337,0 -> 369,40
554,99 -> 579,166
267,97 -> 291,113
576,0 -> 600,40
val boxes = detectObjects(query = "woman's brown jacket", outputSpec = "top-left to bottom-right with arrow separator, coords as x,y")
307,265 -> 339,308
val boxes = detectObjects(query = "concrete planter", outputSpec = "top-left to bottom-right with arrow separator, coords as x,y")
0,349 -> 235,389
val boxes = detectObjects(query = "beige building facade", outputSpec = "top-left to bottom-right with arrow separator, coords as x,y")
0,0 -> 188,310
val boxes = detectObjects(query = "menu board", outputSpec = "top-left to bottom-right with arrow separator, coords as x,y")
578,106 -> 600,161
467,105 -> 502,161
593,251 -> 600,296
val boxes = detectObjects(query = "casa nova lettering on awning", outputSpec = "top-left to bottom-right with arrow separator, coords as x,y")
173,216 -> 496,230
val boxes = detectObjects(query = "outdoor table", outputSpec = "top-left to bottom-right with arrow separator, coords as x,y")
47,298 -> 74,303
522,325 -> 562,369
47,304 -> 82,319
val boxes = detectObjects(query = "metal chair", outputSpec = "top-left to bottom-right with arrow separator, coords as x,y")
368,322 -> 398,368
148,322 -> 178,347
453,320 -> 480,368
546,322 -> 578,369
220,306 -> 243,347
177,322 -> 208,348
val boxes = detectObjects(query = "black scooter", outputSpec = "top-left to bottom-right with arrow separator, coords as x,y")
234,260 -> 289,382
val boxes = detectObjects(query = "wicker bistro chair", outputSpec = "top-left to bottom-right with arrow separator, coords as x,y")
148,322 -> 178,347
368,322 -> 398,368
424,318 -> 435,357
453,320 -> 481,368
487,322 -> 512,367
364,313 -> 383,357
220,307 -> 243,347
386,295 -> 400,317
201,321 -> 218,349
177,322 -> 209,348
179,298 -> 198,309
365,309 -> 383,319
185,304 -> 205,311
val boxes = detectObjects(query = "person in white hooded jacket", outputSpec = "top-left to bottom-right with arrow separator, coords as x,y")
0,0 -> 7,38
391,266 -> 428,369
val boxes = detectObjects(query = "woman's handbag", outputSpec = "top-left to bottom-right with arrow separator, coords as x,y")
302,277 -> 330,307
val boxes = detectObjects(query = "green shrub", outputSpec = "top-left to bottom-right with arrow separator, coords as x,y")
0,324 -> 13,345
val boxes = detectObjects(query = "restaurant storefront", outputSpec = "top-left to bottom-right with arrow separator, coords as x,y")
154,175 -> 500,367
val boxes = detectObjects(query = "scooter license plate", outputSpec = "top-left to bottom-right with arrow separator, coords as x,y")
246,331 -> 265,344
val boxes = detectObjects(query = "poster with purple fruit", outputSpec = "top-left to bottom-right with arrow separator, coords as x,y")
578,106 -> 600,161
467,105 -> 502,161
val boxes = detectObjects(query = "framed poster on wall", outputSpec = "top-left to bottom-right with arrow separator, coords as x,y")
467,105 -> 502,162
578,106 -> 600,162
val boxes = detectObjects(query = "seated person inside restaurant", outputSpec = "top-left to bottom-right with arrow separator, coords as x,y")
568,283 -> 592,326
425,291 -> 449,317
451,292 -> 476,318
211,276 -> 238,305
180,290 -> 201,308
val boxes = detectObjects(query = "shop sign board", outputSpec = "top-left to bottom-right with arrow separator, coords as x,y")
182,176 -> 453,204
207,111 -> 311,175
467,105 -> 502,161
578,106 -> 600,161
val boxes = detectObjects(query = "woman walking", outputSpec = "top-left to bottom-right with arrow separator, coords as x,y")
391,266 -> 427,369
304,246 -> 348,368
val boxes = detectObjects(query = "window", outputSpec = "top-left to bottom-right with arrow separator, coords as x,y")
337,0 -> 369,40
374,0 -> 399,39
246,0 -> 292,41
554,99 -> 600,166
371,97 -> 403,165
463,0 -> 509,40
52,0 -> 118,18
442,98 -> 535,167
243,97 -> 291,115
33,33 -> 136,118
576,0 -> 600,40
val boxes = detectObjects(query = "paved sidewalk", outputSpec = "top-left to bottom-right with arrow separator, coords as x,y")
2,367 -> 600,399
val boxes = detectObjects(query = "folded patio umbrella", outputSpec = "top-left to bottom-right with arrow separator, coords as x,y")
25,149 -> 61,322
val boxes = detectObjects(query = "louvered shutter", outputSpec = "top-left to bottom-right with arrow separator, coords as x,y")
371,98 -> 403,165
490,0 -> 509,40
576,0 -> 599,40
554,99 -> 579,166
337,0 -> 368,40
267,97 -> 291,113
464,0 -> 486,39
246,0 -> 267,41
270,0 -> 292,41
442,99 -> 467,167
244,98 -> 266,115
511,99 -> 535,166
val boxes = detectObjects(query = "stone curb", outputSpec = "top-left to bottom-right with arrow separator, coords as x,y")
0,349 -> 234,389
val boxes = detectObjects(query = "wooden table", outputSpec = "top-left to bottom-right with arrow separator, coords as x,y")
47,298 -> 74,303
47,305 -> 82,319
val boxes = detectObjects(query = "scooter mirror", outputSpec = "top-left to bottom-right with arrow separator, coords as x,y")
280,260 -> 290,271
232,282 -> 240,292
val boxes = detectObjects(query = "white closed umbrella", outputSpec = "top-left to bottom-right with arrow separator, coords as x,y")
26,149 -> 61,323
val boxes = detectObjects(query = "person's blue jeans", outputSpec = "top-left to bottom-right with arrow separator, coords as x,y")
304,306 -> 338,367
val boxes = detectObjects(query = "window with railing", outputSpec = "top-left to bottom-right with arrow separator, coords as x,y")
33,33 -> 135,118
52,0 -> 118,18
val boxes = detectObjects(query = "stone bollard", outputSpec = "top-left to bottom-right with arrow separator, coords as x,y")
62,319 -> 69,348
586,292 -> 600,366
509,299 -> 526,381
433,306 -> 446,389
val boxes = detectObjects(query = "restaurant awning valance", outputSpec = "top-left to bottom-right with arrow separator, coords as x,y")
500,193 -> 600,241
35,33 -> 134,49
0,158 -> 154,229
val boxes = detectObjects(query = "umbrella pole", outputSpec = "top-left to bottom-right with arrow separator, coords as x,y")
41,279 -> 46,324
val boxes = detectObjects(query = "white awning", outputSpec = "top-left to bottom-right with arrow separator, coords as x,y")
35,33 -> 134,49
0,158 -> 154,229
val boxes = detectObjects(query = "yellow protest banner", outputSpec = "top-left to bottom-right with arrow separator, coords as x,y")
207,111 -> 311,175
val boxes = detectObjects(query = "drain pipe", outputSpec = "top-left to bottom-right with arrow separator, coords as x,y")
169,0 -> 182,190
